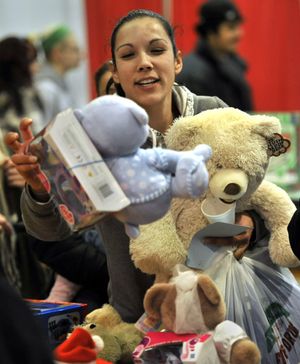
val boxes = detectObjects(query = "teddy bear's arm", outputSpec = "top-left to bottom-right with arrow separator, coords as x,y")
248,180 -> 300,267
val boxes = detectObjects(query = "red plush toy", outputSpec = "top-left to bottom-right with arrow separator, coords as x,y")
54,327 -> 112,364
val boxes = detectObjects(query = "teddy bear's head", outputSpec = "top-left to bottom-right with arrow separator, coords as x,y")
166,107 -> 282,206
74,95 -> 149,157
144,267 -> 226,334
81,304 -> 143,363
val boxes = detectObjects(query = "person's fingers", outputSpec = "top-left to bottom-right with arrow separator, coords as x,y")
4,132 -> 22,153
11,153 -> 37,165
19,118 -> 34,143
204,236 -> 236,246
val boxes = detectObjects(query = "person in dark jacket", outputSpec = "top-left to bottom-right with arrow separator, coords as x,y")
176,0 -> 253,111
288,203 -> 300,259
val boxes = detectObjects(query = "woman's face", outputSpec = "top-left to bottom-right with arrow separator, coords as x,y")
112,17 -> 182,110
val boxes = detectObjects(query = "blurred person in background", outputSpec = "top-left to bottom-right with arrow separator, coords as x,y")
0,37 -> 52,298
36,25 -> 83,123
94,61 -> 116,96
176,0 -> 253,111
0,36 -> 45,134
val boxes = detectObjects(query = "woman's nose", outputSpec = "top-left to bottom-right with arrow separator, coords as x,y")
137,53 -> 153,71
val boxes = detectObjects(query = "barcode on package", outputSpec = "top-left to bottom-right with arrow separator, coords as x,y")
96,183 -> 114,199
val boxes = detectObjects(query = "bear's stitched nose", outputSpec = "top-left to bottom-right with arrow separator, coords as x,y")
224,183 -> 241,195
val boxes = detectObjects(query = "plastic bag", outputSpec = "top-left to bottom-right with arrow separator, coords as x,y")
204,250 -> 300,364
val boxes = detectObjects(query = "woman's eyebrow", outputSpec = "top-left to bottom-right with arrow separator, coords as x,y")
116,43 -> 133,51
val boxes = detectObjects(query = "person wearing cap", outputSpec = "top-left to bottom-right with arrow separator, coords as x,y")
176,0 -> 253,111
35,25 -> 83,123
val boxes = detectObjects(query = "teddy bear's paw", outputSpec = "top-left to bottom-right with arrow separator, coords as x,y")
230,339 -> 261,364
268,234 -> 300,268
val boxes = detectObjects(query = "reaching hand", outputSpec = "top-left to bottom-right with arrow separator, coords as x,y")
4,118 -> 46,194
204,212 -> 254,260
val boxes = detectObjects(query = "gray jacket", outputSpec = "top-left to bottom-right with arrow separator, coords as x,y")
21,85 -> 228,322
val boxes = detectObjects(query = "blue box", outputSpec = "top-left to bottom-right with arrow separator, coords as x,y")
27,299 -> 87,348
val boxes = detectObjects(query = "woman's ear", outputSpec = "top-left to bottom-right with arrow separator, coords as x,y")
109,61 -> 120,84
175,50 -> 183,75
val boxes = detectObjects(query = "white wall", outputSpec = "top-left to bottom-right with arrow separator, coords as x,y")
0,0 -> 89,107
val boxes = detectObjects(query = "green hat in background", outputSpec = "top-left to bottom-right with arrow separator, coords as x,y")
40,25 -> 72,54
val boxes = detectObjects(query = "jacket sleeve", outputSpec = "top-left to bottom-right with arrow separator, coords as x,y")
288,205 -> 300,259
21,184 -> 72,241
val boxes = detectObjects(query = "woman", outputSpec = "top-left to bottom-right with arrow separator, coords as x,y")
5,9 -> 267,323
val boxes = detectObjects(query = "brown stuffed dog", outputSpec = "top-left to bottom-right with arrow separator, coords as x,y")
144,266 -> 261,364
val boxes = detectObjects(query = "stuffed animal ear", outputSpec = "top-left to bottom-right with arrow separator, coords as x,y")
73,109 -> 84,123
143,283 -> 170,320
197,274 -> 222,305
250,116 -> 281,138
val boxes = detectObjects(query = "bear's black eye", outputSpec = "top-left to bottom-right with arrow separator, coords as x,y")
89,324 -> 96,329
216,163 -> 223,169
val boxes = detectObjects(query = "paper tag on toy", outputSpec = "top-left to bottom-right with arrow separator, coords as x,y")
135,312 -> 162,334
267,133 -> 290,157
186,222 -> 251,270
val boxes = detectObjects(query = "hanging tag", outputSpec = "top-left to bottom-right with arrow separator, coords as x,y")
267,133 -> 290,157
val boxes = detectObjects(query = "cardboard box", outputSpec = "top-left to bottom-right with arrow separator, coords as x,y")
26,299 -> 87,348
27,109 -> 130,230
132,331 -> 198,364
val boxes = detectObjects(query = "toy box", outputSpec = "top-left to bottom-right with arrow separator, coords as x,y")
27,108 -> 130,230
132,331 -> 198,364
26,299 -> 87,348
132,331 -> 220,364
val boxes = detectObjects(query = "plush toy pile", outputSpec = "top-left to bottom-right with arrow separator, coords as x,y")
58,99 -> 300,363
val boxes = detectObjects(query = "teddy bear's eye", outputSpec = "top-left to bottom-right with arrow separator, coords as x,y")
89,324 -> 96,329
216,163 -> 223,169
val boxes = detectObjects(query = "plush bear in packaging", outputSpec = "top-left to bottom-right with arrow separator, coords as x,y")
74,95 -> 211,238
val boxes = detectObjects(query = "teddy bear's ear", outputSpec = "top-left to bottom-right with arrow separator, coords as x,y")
73,109 -> 84,123
143,283 -> 170,319
250,116 -> 281,138
197,274 -> 222,305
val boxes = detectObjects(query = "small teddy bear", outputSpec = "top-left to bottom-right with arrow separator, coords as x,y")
144,265 -> 261,364
74,95 -> 211,238
81,304 -> 143,363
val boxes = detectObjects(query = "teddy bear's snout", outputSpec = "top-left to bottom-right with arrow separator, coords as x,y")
223,183 -> 241,195
209,168 -> 248,202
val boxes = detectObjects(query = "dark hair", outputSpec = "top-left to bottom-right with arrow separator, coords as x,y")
0,36 -> 42,115
196,0 -> 243,38
110,9 -> 177,96
94,61 -> 113,96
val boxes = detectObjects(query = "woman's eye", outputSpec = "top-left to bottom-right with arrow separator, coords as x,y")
121,53 -> 134,59
151,48 -> 165,54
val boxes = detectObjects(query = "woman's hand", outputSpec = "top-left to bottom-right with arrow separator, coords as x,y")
3,159 -> 25,189
4,118 -> 46,194
204,212 -> 254,260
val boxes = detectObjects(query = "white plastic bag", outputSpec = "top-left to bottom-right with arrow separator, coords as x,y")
204,250 -> 300,364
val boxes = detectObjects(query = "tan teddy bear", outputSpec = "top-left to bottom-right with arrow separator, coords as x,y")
130,107 -> 300,361
144,266 -> 261,364
130,107 -> 300,283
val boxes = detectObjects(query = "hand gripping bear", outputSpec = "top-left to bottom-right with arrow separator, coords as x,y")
74,95 -> 211,238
